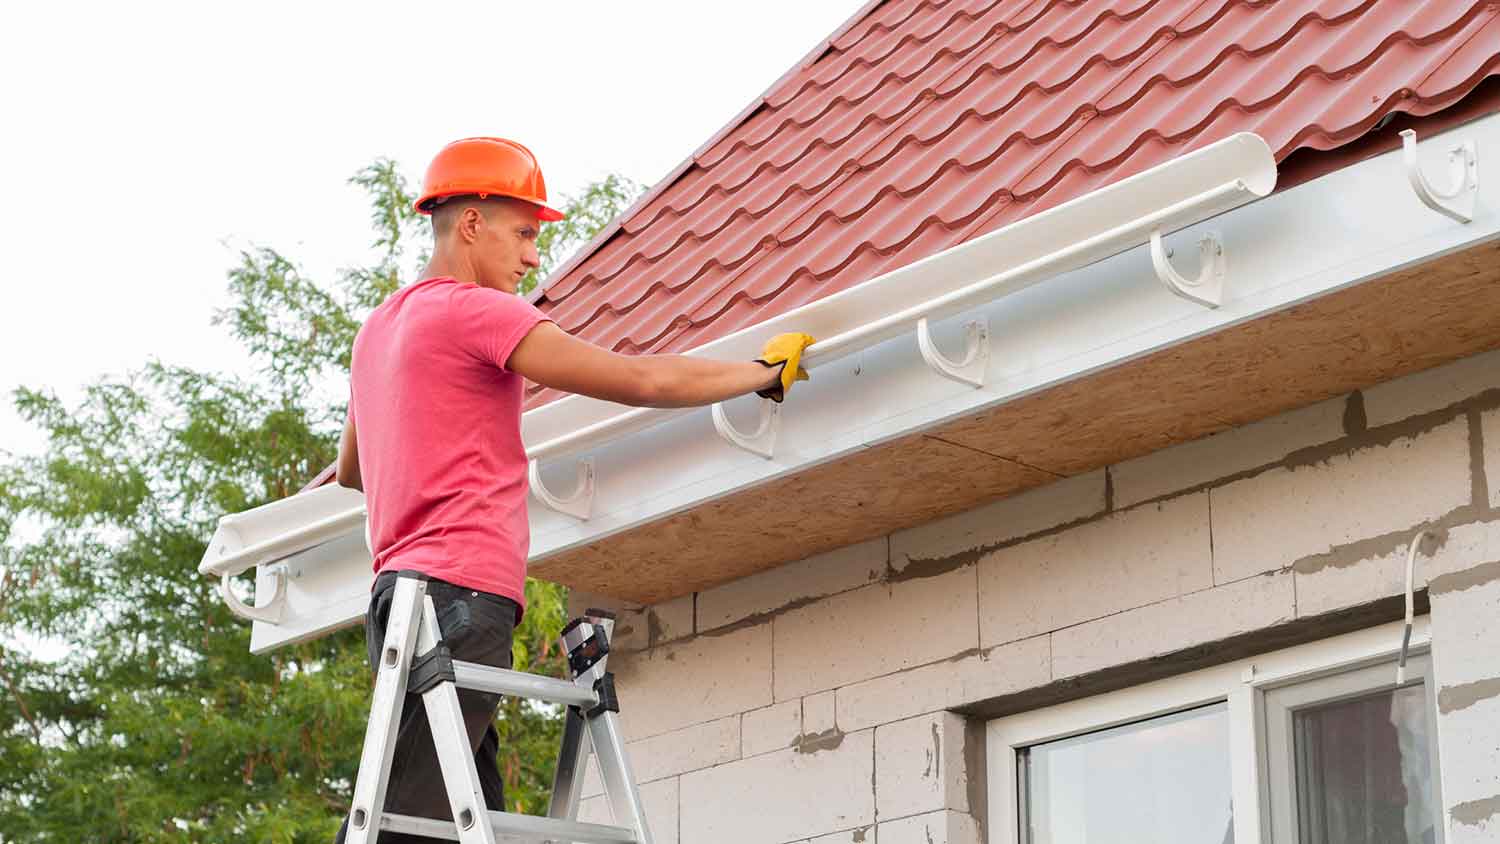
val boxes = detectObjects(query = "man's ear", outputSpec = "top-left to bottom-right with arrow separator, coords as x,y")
458,205 -> 485,243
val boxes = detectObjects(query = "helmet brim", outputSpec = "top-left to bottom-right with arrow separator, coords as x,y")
415,192 -> 567,222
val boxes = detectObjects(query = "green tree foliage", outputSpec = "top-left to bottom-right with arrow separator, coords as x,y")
0,162 -> 642,841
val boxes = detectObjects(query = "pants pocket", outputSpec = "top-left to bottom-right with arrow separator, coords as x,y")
436,599 -> 473,647
444,593 -> 516,670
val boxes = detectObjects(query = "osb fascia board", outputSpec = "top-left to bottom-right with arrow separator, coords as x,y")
532,435 -> 1057,604
936,238 -> 1500,472
530,238 -> 1500,605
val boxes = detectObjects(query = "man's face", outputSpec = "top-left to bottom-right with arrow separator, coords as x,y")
473,199 -> 542,294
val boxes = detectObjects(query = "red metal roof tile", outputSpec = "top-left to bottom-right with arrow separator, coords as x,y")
526,0 -> 1500,410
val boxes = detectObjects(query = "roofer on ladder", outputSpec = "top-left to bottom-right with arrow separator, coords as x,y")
331,136 -> 814,842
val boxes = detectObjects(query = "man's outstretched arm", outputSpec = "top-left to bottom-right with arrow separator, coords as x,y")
336,412 -> 362,491
508,321 -> 808,408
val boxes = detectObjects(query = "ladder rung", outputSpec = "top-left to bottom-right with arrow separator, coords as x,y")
381,810 -> 638,843
452,660 -> 598,709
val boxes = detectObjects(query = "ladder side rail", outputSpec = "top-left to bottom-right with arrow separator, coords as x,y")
546,706 -> 593,822
559,611 -> 653,844
416,595 -> 501,844
346,577 -> 427,844
585,711 -> 654,844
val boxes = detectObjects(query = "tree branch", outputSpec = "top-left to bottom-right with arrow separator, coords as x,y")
0,661 -> 43,743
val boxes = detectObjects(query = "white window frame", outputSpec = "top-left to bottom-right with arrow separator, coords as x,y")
986,617 -> 1437,844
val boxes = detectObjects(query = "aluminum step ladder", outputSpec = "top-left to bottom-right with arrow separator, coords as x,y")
344,573 -> 653,843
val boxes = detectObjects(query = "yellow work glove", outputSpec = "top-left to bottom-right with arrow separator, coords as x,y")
755,332 -> 815,402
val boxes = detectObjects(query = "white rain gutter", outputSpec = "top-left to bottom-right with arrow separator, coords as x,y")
199,115 -> 1498,652
525,176 -> 1246,467
521,133 -> 1275,485
198,483 -> 370,651
201,489 -> 365,582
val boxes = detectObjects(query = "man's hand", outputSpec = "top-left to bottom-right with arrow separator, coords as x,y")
754,332 -> 815,402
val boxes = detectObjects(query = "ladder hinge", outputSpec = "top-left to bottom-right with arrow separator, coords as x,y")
408,643 -> 456,695
587,673 -> 620,719
562,619 -> 611,676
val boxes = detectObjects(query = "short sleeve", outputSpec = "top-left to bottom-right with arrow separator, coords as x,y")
447,285 -> 552,371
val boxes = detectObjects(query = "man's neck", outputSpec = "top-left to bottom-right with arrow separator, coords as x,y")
420,253 -> 466,284
420,251 -> 511,293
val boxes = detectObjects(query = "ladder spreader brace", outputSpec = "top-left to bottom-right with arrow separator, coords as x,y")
345,573 -> 654,843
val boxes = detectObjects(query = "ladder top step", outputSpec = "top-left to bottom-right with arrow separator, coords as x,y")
449,660 -> 598,709
381,809 -> 638,843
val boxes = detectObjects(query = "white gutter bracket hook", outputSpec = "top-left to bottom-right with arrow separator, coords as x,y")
1401,128 -> 1477,224
712,397 -> 781,459
1151,229 -> 1225,308
917,317 -> 990,388
529,458 -> 595,520
220,568 -> 287,624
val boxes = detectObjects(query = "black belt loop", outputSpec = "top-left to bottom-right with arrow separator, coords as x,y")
374,569 -> 431,593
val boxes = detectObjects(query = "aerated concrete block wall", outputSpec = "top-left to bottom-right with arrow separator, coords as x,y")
568,348 -> 1500,844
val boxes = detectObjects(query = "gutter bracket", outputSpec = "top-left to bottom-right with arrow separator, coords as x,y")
1401,128 -> 1477,224
529,458 -> 595,520
917,318 -> 989,388
1151,229 -> 1224,308
221,567 -> 287,624
712,398 -> 780,459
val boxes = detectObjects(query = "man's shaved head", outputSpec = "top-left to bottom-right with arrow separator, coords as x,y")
431,196 -> 534,238
426,195 -> 544,295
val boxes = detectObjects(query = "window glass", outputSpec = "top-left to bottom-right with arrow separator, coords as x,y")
1021,702 -> 1234,844
1292,684 -> 1437,844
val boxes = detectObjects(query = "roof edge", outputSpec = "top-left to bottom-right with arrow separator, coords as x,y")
522,112 -> 1500,588
520,131 -> 1277,459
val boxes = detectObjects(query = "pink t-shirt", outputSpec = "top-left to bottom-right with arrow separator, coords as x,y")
349,276 -> 549,613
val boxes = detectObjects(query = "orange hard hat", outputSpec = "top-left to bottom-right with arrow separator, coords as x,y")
414,137 -> 565,221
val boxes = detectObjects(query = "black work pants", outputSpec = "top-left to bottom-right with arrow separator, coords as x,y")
334,571 -> 519,843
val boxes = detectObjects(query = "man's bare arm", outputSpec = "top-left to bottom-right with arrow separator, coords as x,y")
507,321 -> 783,408
336,412 -> 363,491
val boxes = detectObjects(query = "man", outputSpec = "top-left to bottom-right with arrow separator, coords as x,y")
331,137 -> 812,841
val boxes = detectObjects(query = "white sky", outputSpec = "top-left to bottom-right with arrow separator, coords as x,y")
0,1 -> 860,457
